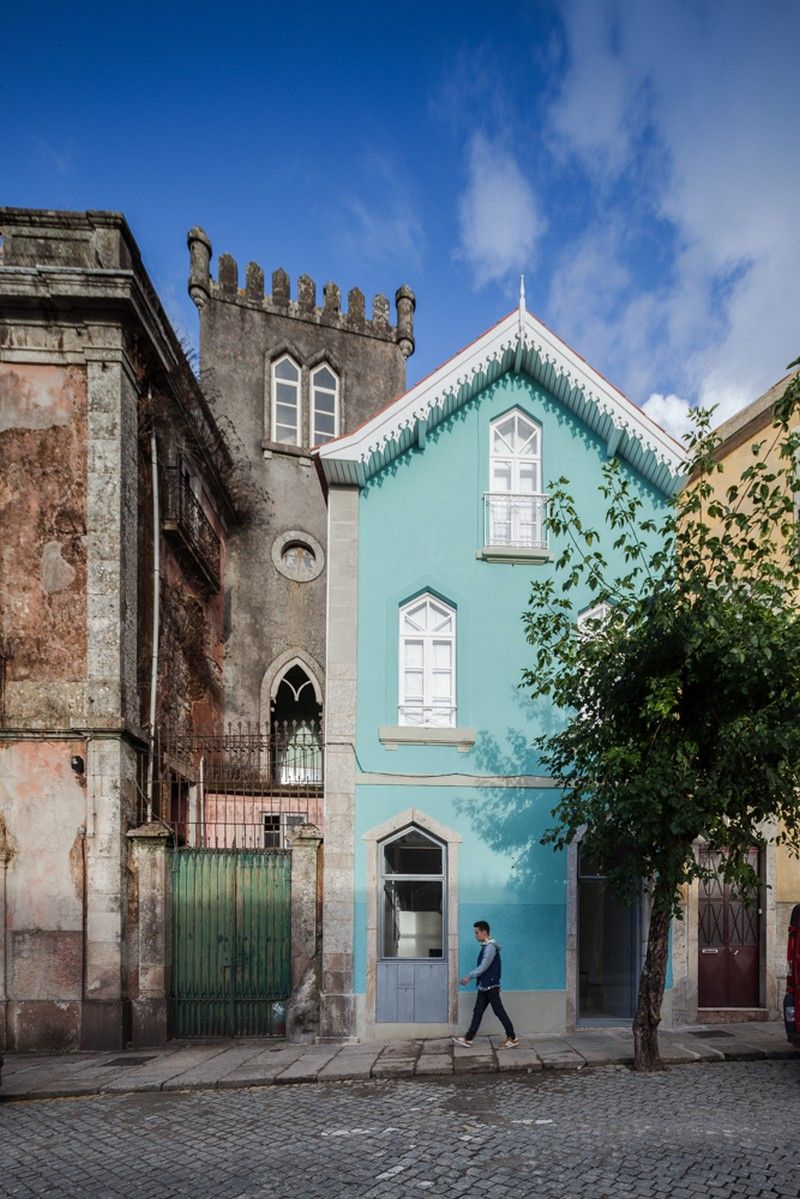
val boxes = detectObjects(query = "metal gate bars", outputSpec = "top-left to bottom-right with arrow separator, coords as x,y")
171,848 -> 292,1037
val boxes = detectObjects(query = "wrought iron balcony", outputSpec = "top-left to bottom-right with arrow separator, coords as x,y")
162,467 -> 221,592
483,491 -> 549,553
144,720 -> 324,848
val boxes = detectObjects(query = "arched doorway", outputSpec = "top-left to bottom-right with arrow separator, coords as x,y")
376,824 -> 447,1023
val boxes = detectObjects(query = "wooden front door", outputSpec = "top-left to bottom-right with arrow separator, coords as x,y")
698,848 -> 760,1008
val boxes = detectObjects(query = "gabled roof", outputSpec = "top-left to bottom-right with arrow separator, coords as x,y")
316,301 -> 686,495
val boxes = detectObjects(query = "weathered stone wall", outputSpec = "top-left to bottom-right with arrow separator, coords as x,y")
0,741 -> 86,1050
190,233 -> 414,722
0,363 -> 88,726
0,208 -> 238,1050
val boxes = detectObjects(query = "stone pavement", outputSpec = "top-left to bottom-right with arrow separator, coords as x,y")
1,1020 -> 794,1101
3,1060 -> 800,1197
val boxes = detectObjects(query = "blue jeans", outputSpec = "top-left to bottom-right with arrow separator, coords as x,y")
465,988 -> 515,1041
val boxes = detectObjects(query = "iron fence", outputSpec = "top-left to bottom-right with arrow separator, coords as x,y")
143,721 -> 323,848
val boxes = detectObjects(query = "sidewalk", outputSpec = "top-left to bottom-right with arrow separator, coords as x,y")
1,1021 -> 794,1102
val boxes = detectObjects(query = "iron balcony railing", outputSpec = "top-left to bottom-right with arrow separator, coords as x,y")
398,704 -> 457,728
483,491 -> 548,551
162,466 -> 222,591
143,721 -> 323,848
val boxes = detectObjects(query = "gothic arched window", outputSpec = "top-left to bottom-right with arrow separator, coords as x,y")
311,364 -> 339,447
271,355 -> 301,445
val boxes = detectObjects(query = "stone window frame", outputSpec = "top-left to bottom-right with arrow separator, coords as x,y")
363,807 -> 462,1038
271,529 -> 325,583
264,345 -> 345,451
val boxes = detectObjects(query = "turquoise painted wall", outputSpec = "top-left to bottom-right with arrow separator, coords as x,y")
356,372 -> 669,776
352,370 -> 672,1004
354,784 -> 566,995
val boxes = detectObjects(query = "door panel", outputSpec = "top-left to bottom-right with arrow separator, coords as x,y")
376,959 -> 448,1023
698,848 -> 760,1008
171,848 -> 291,1036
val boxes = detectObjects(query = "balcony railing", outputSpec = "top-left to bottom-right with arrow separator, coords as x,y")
483,491 -> 548,552
162,467 -> 221,591
398,704 -> 457,728
142,721 -> 324,848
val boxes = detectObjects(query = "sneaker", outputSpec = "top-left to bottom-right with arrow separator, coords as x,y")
498,1037 -> 519,1049
452,1036 -> 473,1047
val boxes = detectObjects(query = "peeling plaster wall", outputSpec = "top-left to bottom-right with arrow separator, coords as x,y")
0,363 -> 88,726
0,740 -> 86,1051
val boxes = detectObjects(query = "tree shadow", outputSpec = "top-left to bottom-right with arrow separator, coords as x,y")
456,690 -> 565,898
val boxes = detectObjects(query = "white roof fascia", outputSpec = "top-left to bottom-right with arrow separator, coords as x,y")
318,309 -> 685,487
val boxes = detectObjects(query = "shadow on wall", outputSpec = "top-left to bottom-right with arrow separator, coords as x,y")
456,693 -> 563,897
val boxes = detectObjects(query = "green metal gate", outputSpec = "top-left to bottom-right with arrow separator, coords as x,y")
171,848 -> 291,1037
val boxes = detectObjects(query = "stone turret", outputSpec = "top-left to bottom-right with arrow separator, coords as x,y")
187,227 -> 212,309
186,231 -> 415,357
185,224 -> 417,730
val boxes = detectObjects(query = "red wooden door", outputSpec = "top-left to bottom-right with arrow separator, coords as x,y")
698,848 -> 760,1008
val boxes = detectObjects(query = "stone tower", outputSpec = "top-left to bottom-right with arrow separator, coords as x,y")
187,228 -> 415,729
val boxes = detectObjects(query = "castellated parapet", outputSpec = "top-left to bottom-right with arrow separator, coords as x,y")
187,227 -> 415,358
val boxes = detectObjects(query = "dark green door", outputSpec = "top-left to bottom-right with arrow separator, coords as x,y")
171,848 -> 291,1037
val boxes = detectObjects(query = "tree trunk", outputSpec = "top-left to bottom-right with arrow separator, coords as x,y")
632,886 -> 672,1072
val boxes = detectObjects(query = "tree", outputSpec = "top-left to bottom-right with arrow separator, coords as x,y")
523,365 -> 800,1071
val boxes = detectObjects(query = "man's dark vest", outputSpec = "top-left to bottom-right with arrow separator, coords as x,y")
476,940 -> 502,989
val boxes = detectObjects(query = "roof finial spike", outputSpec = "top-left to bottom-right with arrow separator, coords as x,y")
517,274 -> 526,344
519,274 -> 526,309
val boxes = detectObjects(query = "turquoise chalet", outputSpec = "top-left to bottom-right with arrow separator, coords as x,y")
315,294 -> 684,1042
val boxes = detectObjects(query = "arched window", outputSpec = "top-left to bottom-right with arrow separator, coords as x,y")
486,409 -> 544,548
380,826 -> 445,960
398,594 -> 456,728
271,355 -> 301,445
270,662 -> 322,785
311,364 -> 339,447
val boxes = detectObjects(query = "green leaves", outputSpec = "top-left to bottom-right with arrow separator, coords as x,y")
524,366 -> 800,916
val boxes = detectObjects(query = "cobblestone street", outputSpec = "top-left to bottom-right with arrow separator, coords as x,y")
3,1059 -> 800,1198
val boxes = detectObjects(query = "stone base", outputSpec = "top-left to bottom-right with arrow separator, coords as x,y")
8,1000 -> 81,1052
130,998 -> 169,1047
80,998 -> 130,1050
697,1007 -> 771,1023
319,991 -> 355,1040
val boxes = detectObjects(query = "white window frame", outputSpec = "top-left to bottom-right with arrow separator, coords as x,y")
577,601 -> 612,635
310,363 -> 339,447
486,410 -> 546,550
398,593 -> 456,728
271,354 -> 301,446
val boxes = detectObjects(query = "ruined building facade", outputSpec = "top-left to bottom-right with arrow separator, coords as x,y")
187,228 -> 415,743
0,209 -> 240,1050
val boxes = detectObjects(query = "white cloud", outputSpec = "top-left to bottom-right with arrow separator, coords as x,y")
546,0 -> 800,418
641,393 -> 693,442
457,132 -> 545,287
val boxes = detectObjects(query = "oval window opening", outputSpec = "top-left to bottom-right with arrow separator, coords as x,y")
281,540 -> 316,579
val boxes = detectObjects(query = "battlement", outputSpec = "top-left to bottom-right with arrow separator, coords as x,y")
188,227 -> 415,358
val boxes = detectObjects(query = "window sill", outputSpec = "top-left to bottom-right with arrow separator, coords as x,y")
378,726 -> 476,753
476,545 -> 552,564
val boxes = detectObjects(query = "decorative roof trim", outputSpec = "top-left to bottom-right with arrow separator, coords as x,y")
317,308 -> 686,494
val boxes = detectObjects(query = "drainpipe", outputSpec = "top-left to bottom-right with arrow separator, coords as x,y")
146,397 -> 160,824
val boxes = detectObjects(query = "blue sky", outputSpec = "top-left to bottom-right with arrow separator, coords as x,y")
4,1 -> 799,436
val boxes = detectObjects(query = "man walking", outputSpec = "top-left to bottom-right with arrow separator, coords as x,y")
453,920 -> 518,1048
